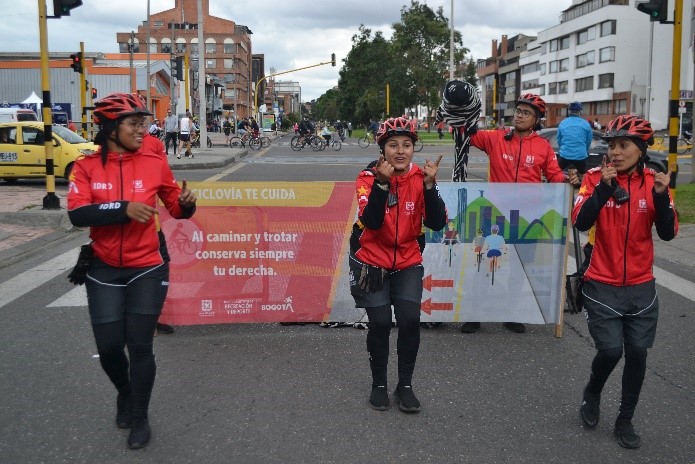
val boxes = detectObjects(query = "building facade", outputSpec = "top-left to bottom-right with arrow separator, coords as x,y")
116,0 -> 257,120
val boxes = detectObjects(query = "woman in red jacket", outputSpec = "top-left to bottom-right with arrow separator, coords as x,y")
572,115 -> 677,449
67,93 -> 197,449
349,117 -> 447,413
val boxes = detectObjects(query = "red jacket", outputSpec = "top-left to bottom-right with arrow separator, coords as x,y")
67,142 -> 192,268
354,164 -> 447,271
469,128 -> 566,183
572,167 -> 678,286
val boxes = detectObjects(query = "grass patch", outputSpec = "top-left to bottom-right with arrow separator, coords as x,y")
676,183 -> 695,224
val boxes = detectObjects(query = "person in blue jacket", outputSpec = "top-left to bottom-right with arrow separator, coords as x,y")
557,101 -> 593,178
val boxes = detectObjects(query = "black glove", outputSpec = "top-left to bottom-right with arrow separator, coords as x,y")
67,244 -> 94,285
358,263 -> 388,293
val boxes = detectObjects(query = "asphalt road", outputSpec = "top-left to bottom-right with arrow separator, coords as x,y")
0,134 -> 693,463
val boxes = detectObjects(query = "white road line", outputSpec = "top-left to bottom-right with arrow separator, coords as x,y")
0,247 -> 79,310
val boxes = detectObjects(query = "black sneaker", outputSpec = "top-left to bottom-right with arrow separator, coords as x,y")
368,385 -> 390,411
579,387 -> 600,428
460,322 -> 481,333
156,323 -> 174,335
116,393 -> 132,429
127,418 -> 151,449
503,322 -> 526,333
394,385 -> 420,413
614,417 -> 641,449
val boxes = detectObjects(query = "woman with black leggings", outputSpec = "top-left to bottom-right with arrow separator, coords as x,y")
349,117 -> 447,413
67,93 -> 197,449
572,115 -> 677,449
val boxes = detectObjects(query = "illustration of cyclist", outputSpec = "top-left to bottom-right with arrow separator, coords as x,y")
471,228 -> 485,269
442,221 -> 459,267
483,224 -> 506,275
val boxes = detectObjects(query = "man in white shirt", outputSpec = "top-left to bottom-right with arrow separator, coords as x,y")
178,110 -> 193,159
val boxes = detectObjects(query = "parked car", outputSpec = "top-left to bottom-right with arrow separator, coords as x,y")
0,121 -> 97,182
0,108 -> 39,123
538,127 -> 668,173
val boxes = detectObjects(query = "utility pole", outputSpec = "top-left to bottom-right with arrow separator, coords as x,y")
146,0 -> 151,110
197,0 -> 207,149
128,31 -> 135,93
449,0 -> 454,80
38,0 -> 59,209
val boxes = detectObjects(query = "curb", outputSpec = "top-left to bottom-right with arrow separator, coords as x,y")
168,147 -> 249,171
2,208 -> 76,231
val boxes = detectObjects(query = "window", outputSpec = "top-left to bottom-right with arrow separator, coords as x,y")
598,73 -> 614,89
521,62 -> 539,74
161,43 -> 172,53
550,61 -> 558,73
576,51 -> 595,68
559,58 -> 569,72
205,43 -> 217,53
539,63 -> 546,75
149,42 -> 157,53
190,43 -> 198,54
559,36 -> 570,50
206,59 -> 217,69
224,59 -> 234,69
596,101 -> 610,115
576,26 -> 596,45
522,78 -> 539,90
600,20 -> 616,37
176,43 -> 186,53
599,47 -> 615,63
153,20 -> 164,28
538,84 -> 545,96
549,39 -> 558,52
22,127 -> 44,145
558,81 -> 568,94
224,43 -> 235,54
549,83 -> 558,95
615,99 -> 627,114
575,76 -> 594,92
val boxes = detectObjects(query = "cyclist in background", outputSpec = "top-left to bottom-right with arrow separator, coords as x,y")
471,228 -> 485,267
482,224 -> 506,275
572,115 -> 677,449
367,119 -> 379,141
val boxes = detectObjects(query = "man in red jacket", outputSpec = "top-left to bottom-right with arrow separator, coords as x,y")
460,93 -> 576,334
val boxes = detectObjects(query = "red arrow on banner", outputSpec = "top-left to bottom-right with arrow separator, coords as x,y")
421,298 -> 453,315
422,275 -> 454,292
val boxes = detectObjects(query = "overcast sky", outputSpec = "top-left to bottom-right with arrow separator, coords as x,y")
6,0 -> 572,101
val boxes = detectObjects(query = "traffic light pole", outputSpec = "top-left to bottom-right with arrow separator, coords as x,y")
80,41 -> 87,138
253,57 -> 335,119
38,0 -> 59,209
666,0 -> 683,195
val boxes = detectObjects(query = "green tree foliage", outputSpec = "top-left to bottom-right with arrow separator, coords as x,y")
326,1 -> 472,125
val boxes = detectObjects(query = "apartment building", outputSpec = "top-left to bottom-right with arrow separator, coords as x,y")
518,0 -> 692,130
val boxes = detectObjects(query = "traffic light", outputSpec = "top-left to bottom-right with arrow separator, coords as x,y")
331,53 -> 336,67
636,0 -> 668,22
91,88 -> 97,99
53,0 -> 83,18
69,52 -> 83,73
175,56 -> 184,81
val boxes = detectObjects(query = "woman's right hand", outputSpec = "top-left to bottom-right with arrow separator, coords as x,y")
126,202 -> 158,223
375,156 -> 394,183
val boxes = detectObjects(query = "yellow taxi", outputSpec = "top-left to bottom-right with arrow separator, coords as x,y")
0,121 -> 97,182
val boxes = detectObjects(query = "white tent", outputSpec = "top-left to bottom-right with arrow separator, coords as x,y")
22,91 -> 43,104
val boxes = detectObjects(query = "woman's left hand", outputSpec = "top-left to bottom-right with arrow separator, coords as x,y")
653,169 -> 672,194
423,155 -> 443,189
178,180 -> 197,207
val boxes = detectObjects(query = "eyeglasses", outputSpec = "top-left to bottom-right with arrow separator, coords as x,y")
514,109 -> 534,118
120,120 -> 148,130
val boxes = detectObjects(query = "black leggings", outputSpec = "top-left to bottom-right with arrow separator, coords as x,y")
165,132 -> 178,154
586,345 -> 648,420
366,299 -> 421,388
92,314 -> 160,420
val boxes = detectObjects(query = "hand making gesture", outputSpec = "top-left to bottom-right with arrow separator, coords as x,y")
653,169 -> 672,195
600,155 -> 618,187
422,154 -> 443,189
178,180 -> 197,208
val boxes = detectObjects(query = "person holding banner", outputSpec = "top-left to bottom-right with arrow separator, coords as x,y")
67,93 -> 197,450
572,115 -> 677,449
455,92 -> 578,334
349,116 -> 447,413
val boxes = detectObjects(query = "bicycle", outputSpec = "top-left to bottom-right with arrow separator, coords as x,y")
358,132 -> 375,148
677,131 -> 692,154
442,238 -> 458,267
414,139 -> 424,152
190,131 -> 212,148
291,133 -> 321,151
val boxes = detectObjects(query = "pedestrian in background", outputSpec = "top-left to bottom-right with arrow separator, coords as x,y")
349,116 -> 447,413
67,93 -> 197,450
557,101 -> 592,180
572,115 -> 677,449
163,109 -> 178,157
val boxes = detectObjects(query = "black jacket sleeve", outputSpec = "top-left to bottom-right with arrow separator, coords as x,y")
574,181 -> 615,231
68,201 -> 131,227
359,183 -> 389,229
423,184 -> 447,231
653,189 -> 677,241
